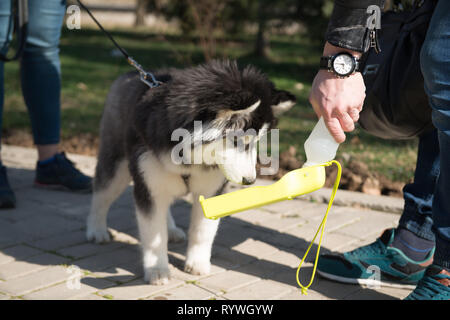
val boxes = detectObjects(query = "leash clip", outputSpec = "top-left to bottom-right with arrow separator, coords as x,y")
127,57 -> 161,88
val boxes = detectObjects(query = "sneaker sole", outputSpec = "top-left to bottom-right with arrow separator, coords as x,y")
34,181 -> 92,194
317,270 -> 417,289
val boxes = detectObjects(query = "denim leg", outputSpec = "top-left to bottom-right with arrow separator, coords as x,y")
420,0 -> 450,270
399,128 -> 439,242
0,0 -> 12,144
20,0 -> 66,145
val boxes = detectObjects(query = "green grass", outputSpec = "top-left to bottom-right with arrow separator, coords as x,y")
3,27 -> 417,182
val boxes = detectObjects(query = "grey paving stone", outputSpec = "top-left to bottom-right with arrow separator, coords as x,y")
0,245 -> 44,266
222,279 -> 291,300
342,286 -> 411,300
0,252 -> 69,280
214,221 -> 262,248
305,187 -> 404,214
23,276 -> 116,300
90,263 -> 142,285
231,239 -> 280,260
107,214 -> 138,232
0,219 -> 36,247
278,288 -> 329,300
0,266 -> 70,296
262,249 -> 304,269
71,293 -> 108,300
0,292 -> 10,300
147,284 -> 216,300
337,236 -> 380,253
210,245 -> 258,270
231,209 -> 282,226
72,246 -> 140,274
196,269 -> 260,295
168,261 -> 226,284
318,206 -> 362,232
110,187 -> 134,209
307,276 -> 364,300
31,230 -> 88,251
334,209 -> 398,240
0,197 -> 54,223
97,278 -> 184,300
110,228 -> 139,244
252,214 -> 308,233
10,212 -> 85,240
56,241 -> 127,260
1,167 -> 35,190
262,199 -> 318,215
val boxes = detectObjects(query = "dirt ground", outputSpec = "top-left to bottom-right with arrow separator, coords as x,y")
3,129 -> 405,198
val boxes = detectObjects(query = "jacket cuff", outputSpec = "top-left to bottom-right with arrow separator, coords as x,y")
325,0 -> 385,53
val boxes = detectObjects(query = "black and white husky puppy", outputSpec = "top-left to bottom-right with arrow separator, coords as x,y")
86,60 -> 296,284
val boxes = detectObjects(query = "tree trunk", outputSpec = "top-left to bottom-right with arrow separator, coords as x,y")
254,3 -> 270,58
135,0 -> 147,27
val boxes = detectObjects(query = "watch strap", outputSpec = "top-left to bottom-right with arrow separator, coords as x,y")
319,56 -> 331,70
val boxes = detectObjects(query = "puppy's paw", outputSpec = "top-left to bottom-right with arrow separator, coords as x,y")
168,227 -> 186,243
184,259 -> 211,276
86,226 -> 111,243
144,267 -> 170,285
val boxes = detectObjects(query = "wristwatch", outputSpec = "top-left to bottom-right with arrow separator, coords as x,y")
320,52 -> 360,78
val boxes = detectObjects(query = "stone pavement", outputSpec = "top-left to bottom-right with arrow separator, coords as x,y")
0,145 -> 412,300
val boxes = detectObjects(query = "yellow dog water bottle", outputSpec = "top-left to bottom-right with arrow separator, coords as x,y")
199,117 -> 342,295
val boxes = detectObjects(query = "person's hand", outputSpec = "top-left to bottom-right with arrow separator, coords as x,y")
308,43 -> 366,143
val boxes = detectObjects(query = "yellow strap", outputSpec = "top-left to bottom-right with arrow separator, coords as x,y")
296,160 -> 342,295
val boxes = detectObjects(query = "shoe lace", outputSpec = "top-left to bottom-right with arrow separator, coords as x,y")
408,274 -> 450,300
348,238 -> 387,258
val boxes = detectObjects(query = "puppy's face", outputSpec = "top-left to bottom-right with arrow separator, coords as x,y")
191,81 -> 296,185
166,61 -> 296,184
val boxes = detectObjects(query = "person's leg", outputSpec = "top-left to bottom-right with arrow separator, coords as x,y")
0,0 -> 12,145
406,0 -> 450,300
421,1 -> 450,269
20,0 -> 91,193
20,0 -> 65,160
0,0 -> 15,208
393,128 -> 439,261
419,1 -> 450,272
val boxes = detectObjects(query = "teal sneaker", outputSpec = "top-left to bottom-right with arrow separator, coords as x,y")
405,265 -> 450,300
317,229 -> 434,288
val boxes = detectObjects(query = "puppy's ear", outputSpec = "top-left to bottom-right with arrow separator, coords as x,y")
271,90 -> 296,117
219,90 -> 261,118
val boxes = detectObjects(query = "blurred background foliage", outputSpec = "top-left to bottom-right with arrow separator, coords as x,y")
3,0 -> 421,194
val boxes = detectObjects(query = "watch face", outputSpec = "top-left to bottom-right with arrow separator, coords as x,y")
332,53 -> 355,76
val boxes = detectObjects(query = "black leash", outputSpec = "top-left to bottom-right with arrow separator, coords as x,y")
0,0 -> 28,62
76,0 -> 161,88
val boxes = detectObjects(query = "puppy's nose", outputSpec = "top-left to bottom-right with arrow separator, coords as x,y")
242,177 -> 255,185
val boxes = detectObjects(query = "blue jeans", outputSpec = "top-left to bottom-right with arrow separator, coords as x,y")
0,0 -> 66,145
400,0 -> 450,270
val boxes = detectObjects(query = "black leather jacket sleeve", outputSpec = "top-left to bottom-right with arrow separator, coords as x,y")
326,0 -> 385,53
